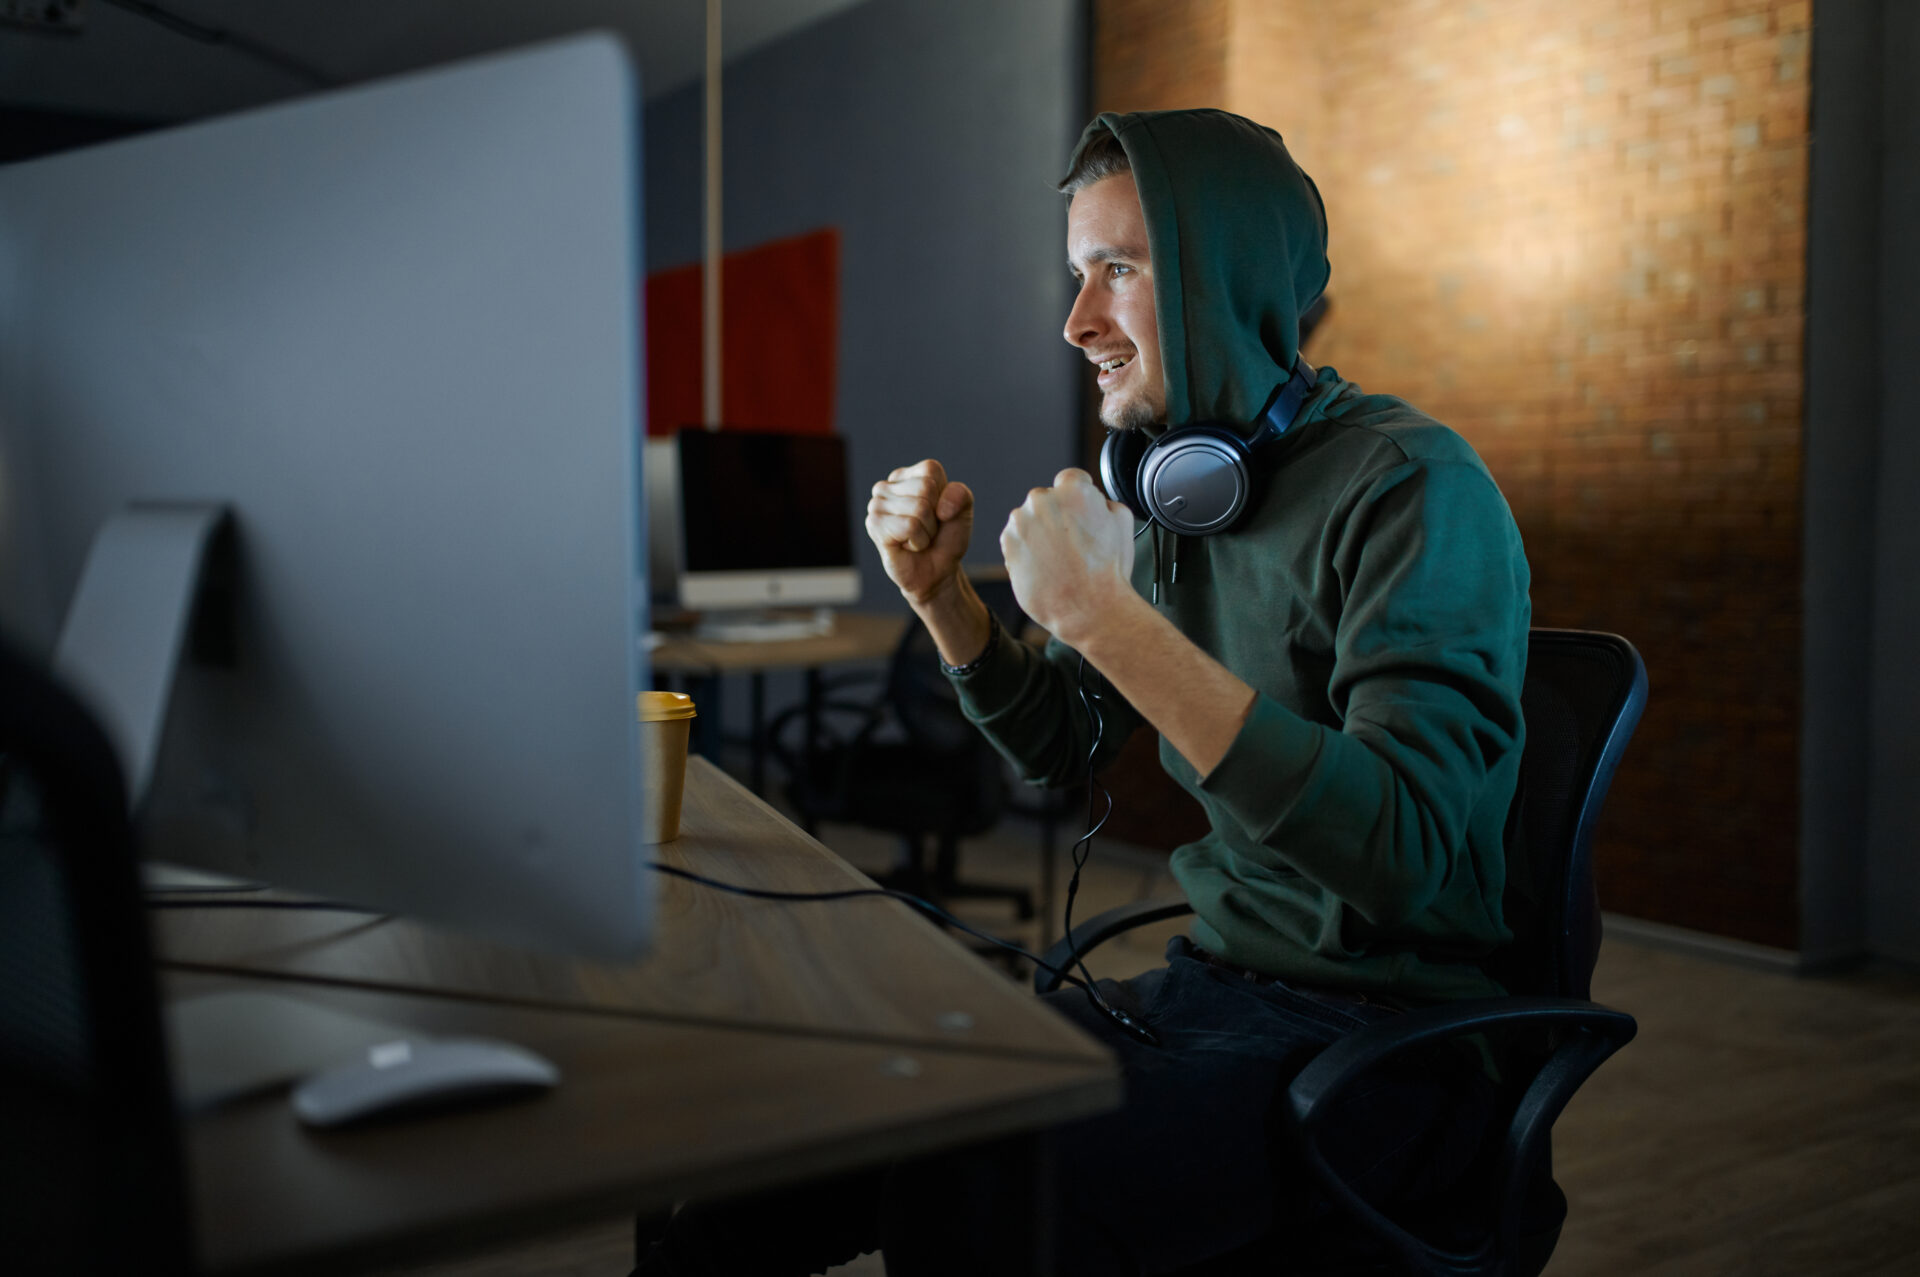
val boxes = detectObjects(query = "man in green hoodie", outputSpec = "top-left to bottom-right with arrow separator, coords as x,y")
639,109 -> 1528,1277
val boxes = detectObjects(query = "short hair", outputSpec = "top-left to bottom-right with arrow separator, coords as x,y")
1058,127 -> 1131,201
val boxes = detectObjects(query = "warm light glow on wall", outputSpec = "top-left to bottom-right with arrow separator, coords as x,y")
1099,0 -> 1812,948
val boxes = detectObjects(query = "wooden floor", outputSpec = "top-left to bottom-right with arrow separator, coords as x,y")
1552,939 -> 1920,1276
362,775 -> 1920,1277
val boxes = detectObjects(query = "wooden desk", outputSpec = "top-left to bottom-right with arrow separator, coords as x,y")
649,611 -> 908,677
158,759 -> 1118,1275
650,611 -> 908,793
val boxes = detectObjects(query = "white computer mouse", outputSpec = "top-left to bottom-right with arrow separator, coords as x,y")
290,1036 -> 560,1128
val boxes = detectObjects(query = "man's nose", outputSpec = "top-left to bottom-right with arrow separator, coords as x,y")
1063,282 -> 1102,348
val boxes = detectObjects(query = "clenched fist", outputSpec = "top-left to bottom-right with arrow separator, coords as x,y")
865,459 -> 974,607
1000,469 -> 1136,648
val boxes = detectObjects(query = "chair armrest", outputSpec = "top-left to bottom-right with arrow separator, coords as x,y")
1287,996 -> 1637,1125
1032,895 -> 1193,994
1286,996 -> 1637,1275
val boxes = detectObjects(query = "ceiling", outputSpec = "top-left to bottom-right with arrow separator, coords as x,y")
0,0 -> 870,120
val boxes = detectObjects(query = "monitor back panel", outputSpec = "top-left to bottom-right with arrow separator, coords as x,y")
0,36 -> 652,956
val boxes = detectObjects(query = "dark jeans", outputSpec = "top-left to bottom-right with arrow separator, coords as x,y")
636,937 -> 1495,1277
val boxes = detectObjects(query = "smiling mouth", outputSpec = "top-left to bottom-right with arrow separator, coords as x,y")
1098,355 -> 1133,373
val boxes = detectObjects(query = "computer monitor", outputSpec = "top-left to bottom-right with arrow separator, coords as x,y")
673,428 -> 861,612
644,435 -> 684,611
0,35 -> 654,958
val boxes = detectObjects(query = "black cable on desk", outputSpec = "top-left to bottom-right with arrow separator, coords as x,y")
143,869 -> 1091,992
145,899 -> 385,915
645,861 -> 1093,993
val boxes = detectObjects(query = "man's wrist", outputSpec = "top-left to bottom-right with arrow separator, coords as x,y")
938,610 -> 1001,677
1049,573 -> 1149,657
901,564 -> 963,612
911,572 -> 994,668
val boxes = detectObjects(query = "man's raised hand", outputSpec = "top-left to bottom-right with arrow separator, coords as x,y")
865,459 -> 974,607
1000,468 -> 1136,648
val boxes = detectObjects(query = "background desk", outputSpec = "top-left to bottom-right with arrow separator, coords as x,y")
157,758 -> 1117,1275
651,611 -> 909,794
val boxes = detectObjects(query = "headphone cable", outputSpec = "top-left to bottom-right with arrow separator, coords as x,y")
1044,516 -> 1166,1046
1058,653 -> 1161,1047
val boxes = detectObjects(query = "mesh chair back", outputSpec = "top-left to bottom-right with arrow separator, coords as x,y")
0,637 -> 194,1273
1488,630 -> 1648,1002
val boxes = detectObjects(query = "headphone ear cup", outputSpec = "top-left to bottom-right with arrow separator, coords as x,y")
1137,426 -> 1256,536
1099,429 -> 1151,522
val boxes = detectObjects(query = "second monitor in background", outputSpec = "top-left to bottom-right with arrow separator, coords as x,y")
672,429 -> 860,640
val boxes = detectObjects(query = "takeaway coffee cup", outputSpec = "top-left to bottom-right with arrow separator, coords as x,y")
636,691 -> 697,843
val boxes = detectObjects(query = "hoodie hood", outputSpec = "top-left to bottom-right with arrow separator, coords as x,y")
1064,109 -> 1330,436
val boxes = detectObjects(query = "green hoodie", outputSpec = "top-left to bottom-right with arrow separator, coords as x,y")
950,110 -> 1531,1005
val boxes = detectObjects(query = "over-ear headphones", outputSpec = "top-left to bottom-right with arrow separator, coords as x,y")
1099,355 -> 1317,536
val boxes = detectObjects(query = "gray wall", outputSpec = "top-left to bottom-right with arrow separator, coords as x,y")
646,0 -> 1086,606
2,0 -> 1089,594
1803,0 -> 1920,967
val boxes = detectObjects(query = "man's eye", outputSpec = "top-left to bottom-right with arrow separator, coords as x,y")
1110,263 -> 1132,279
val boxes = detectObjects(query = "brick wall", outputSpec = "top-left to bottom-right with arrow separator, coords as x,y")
1090,0 -> 1811,948
1223,0 -> 1328,177
1092,0 -> 1229,112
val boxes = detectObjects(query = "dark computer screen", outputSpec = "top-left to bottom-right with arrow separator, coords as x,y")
676,429 -> 854,573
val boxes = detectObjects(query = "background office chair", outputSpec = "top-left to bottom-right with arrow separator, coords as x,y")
1035,629 -> 1648,1276
0,636 -> 195,1274
771,579 -> 1036,920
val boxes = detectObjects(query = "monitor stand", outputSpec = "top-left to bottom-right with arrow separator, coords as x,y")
53,503 -> 234,809
692,607 -> 837,644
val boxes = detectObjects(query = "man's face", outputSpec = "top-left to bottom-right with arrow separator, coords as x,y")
1064,173 -> 1165,431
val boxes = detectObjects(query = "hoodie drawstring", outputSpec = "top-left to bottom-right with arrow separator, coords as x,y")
1148,527 -> 1182,604
1150,526 -> 1161,606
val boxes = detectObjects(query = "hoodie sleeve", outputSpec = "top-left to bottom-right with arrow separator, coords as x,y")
946,629 -> 1145,789
1197,456 -> 1529,930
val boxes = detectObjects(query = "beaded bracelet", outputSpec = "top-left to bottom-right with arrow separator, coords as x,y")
938,610 -> 1001,678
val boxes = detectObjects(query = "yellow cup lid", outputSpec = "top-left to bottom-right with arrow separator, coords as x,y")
637,691 -> 697,722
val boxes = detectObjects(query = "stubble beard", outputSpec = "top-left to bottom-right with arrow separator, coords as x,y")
1100,387 -> 1165,433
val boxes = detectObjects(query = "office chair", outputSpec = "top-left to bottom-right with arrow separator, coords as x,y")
0,636 -> 196,1274
770,584 -> 1035,919
1034,629 -> 1648,1276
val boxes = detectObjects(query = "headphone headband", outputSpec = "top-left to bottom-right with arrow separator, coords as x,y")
1255,353 -> 1318,445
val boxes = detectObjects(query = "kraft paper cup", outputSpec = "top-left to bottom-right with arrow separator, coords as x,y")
636,691 -> 697,843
